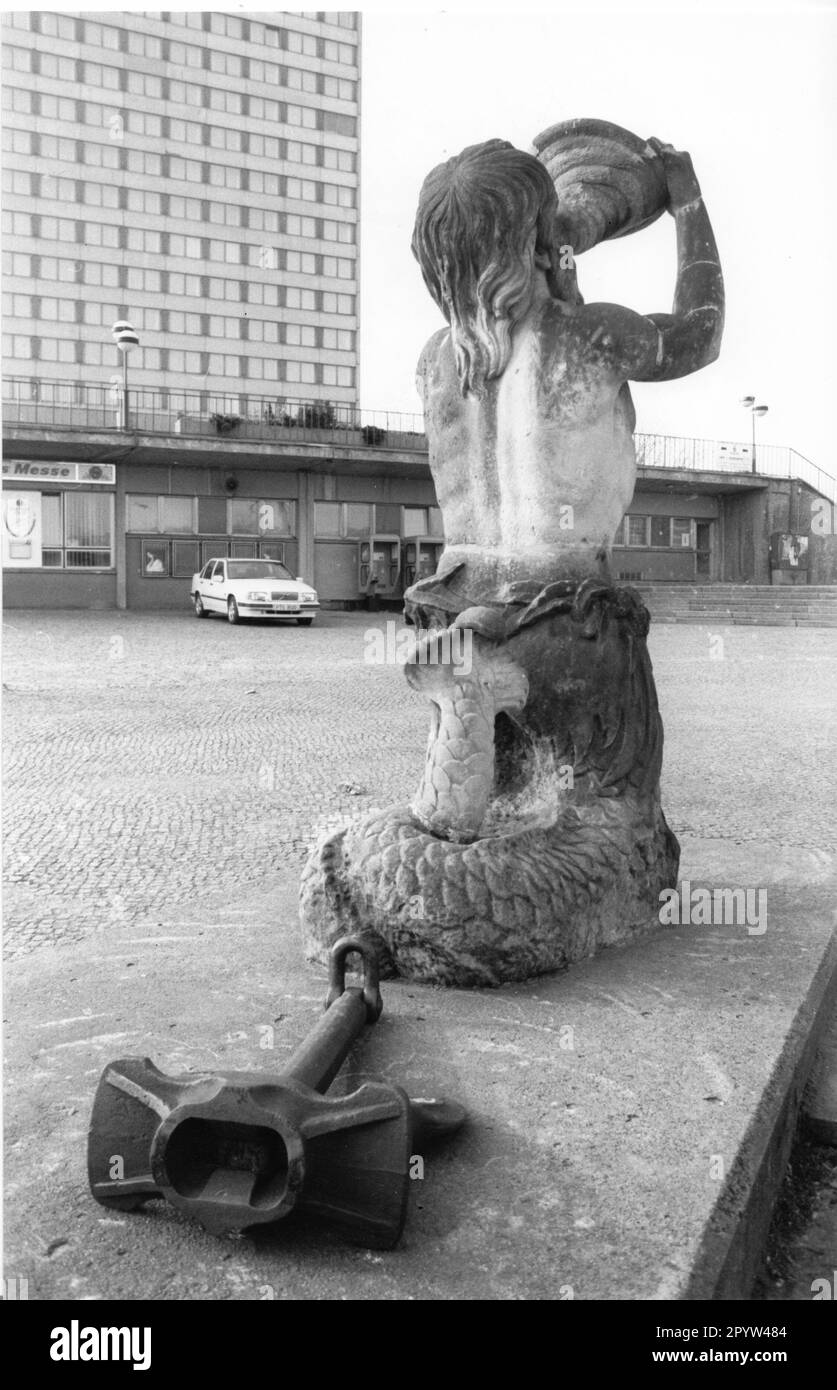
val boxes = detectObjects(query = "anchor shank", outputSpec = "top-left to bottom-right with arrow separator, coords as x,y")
280,988 -> 368,1094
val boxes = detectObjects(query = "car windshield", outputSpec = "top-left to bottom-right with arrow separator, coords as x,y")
226,562 -> 293,581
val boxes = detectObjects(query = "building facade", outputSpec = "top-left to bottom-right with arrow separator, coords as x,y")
1,9 -> 361,413
3,398 -> 835,610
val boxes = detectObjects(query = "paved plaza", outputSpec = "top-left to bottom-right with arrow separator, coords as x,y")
4,610 -> 836,960
3,608 -> 837,1302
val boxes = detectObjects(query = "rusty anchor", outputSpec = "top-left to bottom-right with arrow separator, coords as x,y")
88,936 -> 465,1249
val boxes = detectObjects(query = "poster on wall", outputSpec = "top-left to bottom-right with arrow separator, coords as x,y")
2,490 -> 42,568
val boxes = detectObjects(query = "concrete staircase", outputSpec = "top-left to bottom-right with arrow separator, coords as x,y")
635,584 -> 837,628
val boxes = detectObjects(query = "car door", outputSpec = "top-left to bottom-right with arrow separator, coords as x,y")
205,559 -> 227,611
197,561 -> 214,601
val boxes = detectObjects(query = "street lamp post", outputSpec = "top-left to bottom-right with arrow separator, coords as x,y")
740,395 -> 769,474
112,320 -> 139,430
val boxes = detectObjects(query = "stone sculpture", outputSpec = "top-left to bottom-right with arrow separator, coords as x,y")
301,120 -> 724,986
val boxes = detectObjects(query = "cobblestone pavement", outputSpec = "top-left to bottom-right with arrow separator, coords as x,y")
3,610 -> 837,957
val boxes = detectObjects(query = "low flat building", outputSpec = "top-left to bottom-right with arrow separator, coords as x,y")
2,382 -> 836,609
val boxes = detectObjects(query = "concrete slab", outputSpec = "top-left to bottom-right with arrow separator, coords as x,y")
4,839 -> 836,1302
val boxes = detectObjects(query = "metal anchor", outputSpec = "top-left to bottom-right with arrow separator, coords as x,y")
88,936 -> 465,1249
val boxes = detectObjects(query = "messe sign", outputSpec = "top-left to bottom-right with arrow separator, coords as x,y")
1,461 -> 116,484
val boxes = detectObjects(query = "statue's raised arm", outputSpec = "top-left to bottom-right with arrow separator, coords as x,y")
598,139 -> 725,383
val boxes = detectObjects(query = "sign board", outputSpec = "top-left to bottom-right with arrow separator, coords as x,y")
1,461 -> 116,484
2,490 -> 42,567
716,443 -> 752,469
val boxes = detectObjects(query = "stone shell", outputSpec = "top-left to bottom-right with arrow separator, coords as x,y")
532,117 -> 668,255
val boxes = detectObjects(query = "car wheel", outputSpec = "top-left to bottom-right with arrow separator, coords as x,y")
227,597 -> 240,625
297,616 -> 314,626
194,593 -> 208,618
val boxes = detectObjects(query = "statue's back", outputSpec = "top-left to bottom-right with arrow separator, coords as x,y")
419,300 -> 638,581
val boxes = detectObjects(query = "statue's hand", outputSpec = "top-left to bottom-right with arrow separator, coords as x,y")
647,137 -> 702,212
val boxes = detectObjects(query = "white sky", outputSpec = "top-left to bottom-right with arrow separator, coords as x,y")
358,3 -> 837,472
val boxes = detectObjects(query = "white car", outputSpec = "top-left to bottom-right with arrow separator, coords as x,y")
191,557 -> 320,625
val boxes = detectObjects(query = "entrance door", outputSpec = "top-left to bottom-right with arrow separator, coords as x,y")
695,522 -> 712,579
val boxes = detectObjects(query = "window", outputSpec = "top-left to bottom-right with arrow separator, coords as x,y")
322,112 -> 357,137
168,79 -> 202,105
345,504 -> 372,538
650,516 -> 671,548
126,496 -> 197,534
314,502 -> 341,537
169,196 -> 202,221
625,516 -> 648,547
208,165 -> 242,190
287,104 -> 317,130
314,503 -> 373,539
173,540 -> 200,578
41,494 -> 63,568
286,287 -> 316,311
249,171 -> 280,196
168,118 -> 201,145
168,42 -> 202,70
403,508 -> 428,537
322,327 -> 354,351
672,518 -> 693,548
142,540 -> 170,576
285,323 -> 317,347
323,76 -> 356,100
322,147 -> 356,172
40,492 -> 114,568
287,30 -> 318,56
228,499 -> 296,537
210,51 -> 243,76
126,30 -> 162,59
127,71 -> 163,98
249,96 -> 281,123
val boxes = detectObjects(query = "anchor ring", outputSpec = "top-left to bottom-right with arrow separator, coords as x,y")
325,935 -> 383,1023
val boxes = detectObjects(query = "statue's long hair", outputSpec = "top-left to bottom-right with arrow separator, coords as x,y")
412,139 -> 576,398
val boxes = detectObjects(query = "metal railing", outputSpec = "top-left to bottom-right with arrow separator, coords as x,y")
0,377 -> 427,451
635,432 -> 836,502
2,377 -> 834,501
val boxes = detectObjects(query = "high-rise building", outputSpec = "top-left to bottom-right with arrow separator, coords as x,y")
1,10 -> 361,410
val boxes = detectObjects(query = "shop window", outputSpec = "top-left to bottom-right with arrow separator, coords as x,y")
172,540 -> 200,578
344,503 -> 372,538
259,541 -> 285,562
142,540 -> 170,576
41,493 -> 63,567
228,499 -> 296,536
126,495 -> 157,532
672,518 -> 693,549
126,495 -> 197,534
63,492 -> 113,567
650,516 -> 671,548
403,507 -> 428,537
625,516 -> 648,547
314,501 -> 341,537
429,508 -> 444,537
160,496 -> 197,533
202,539 -> 229,568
